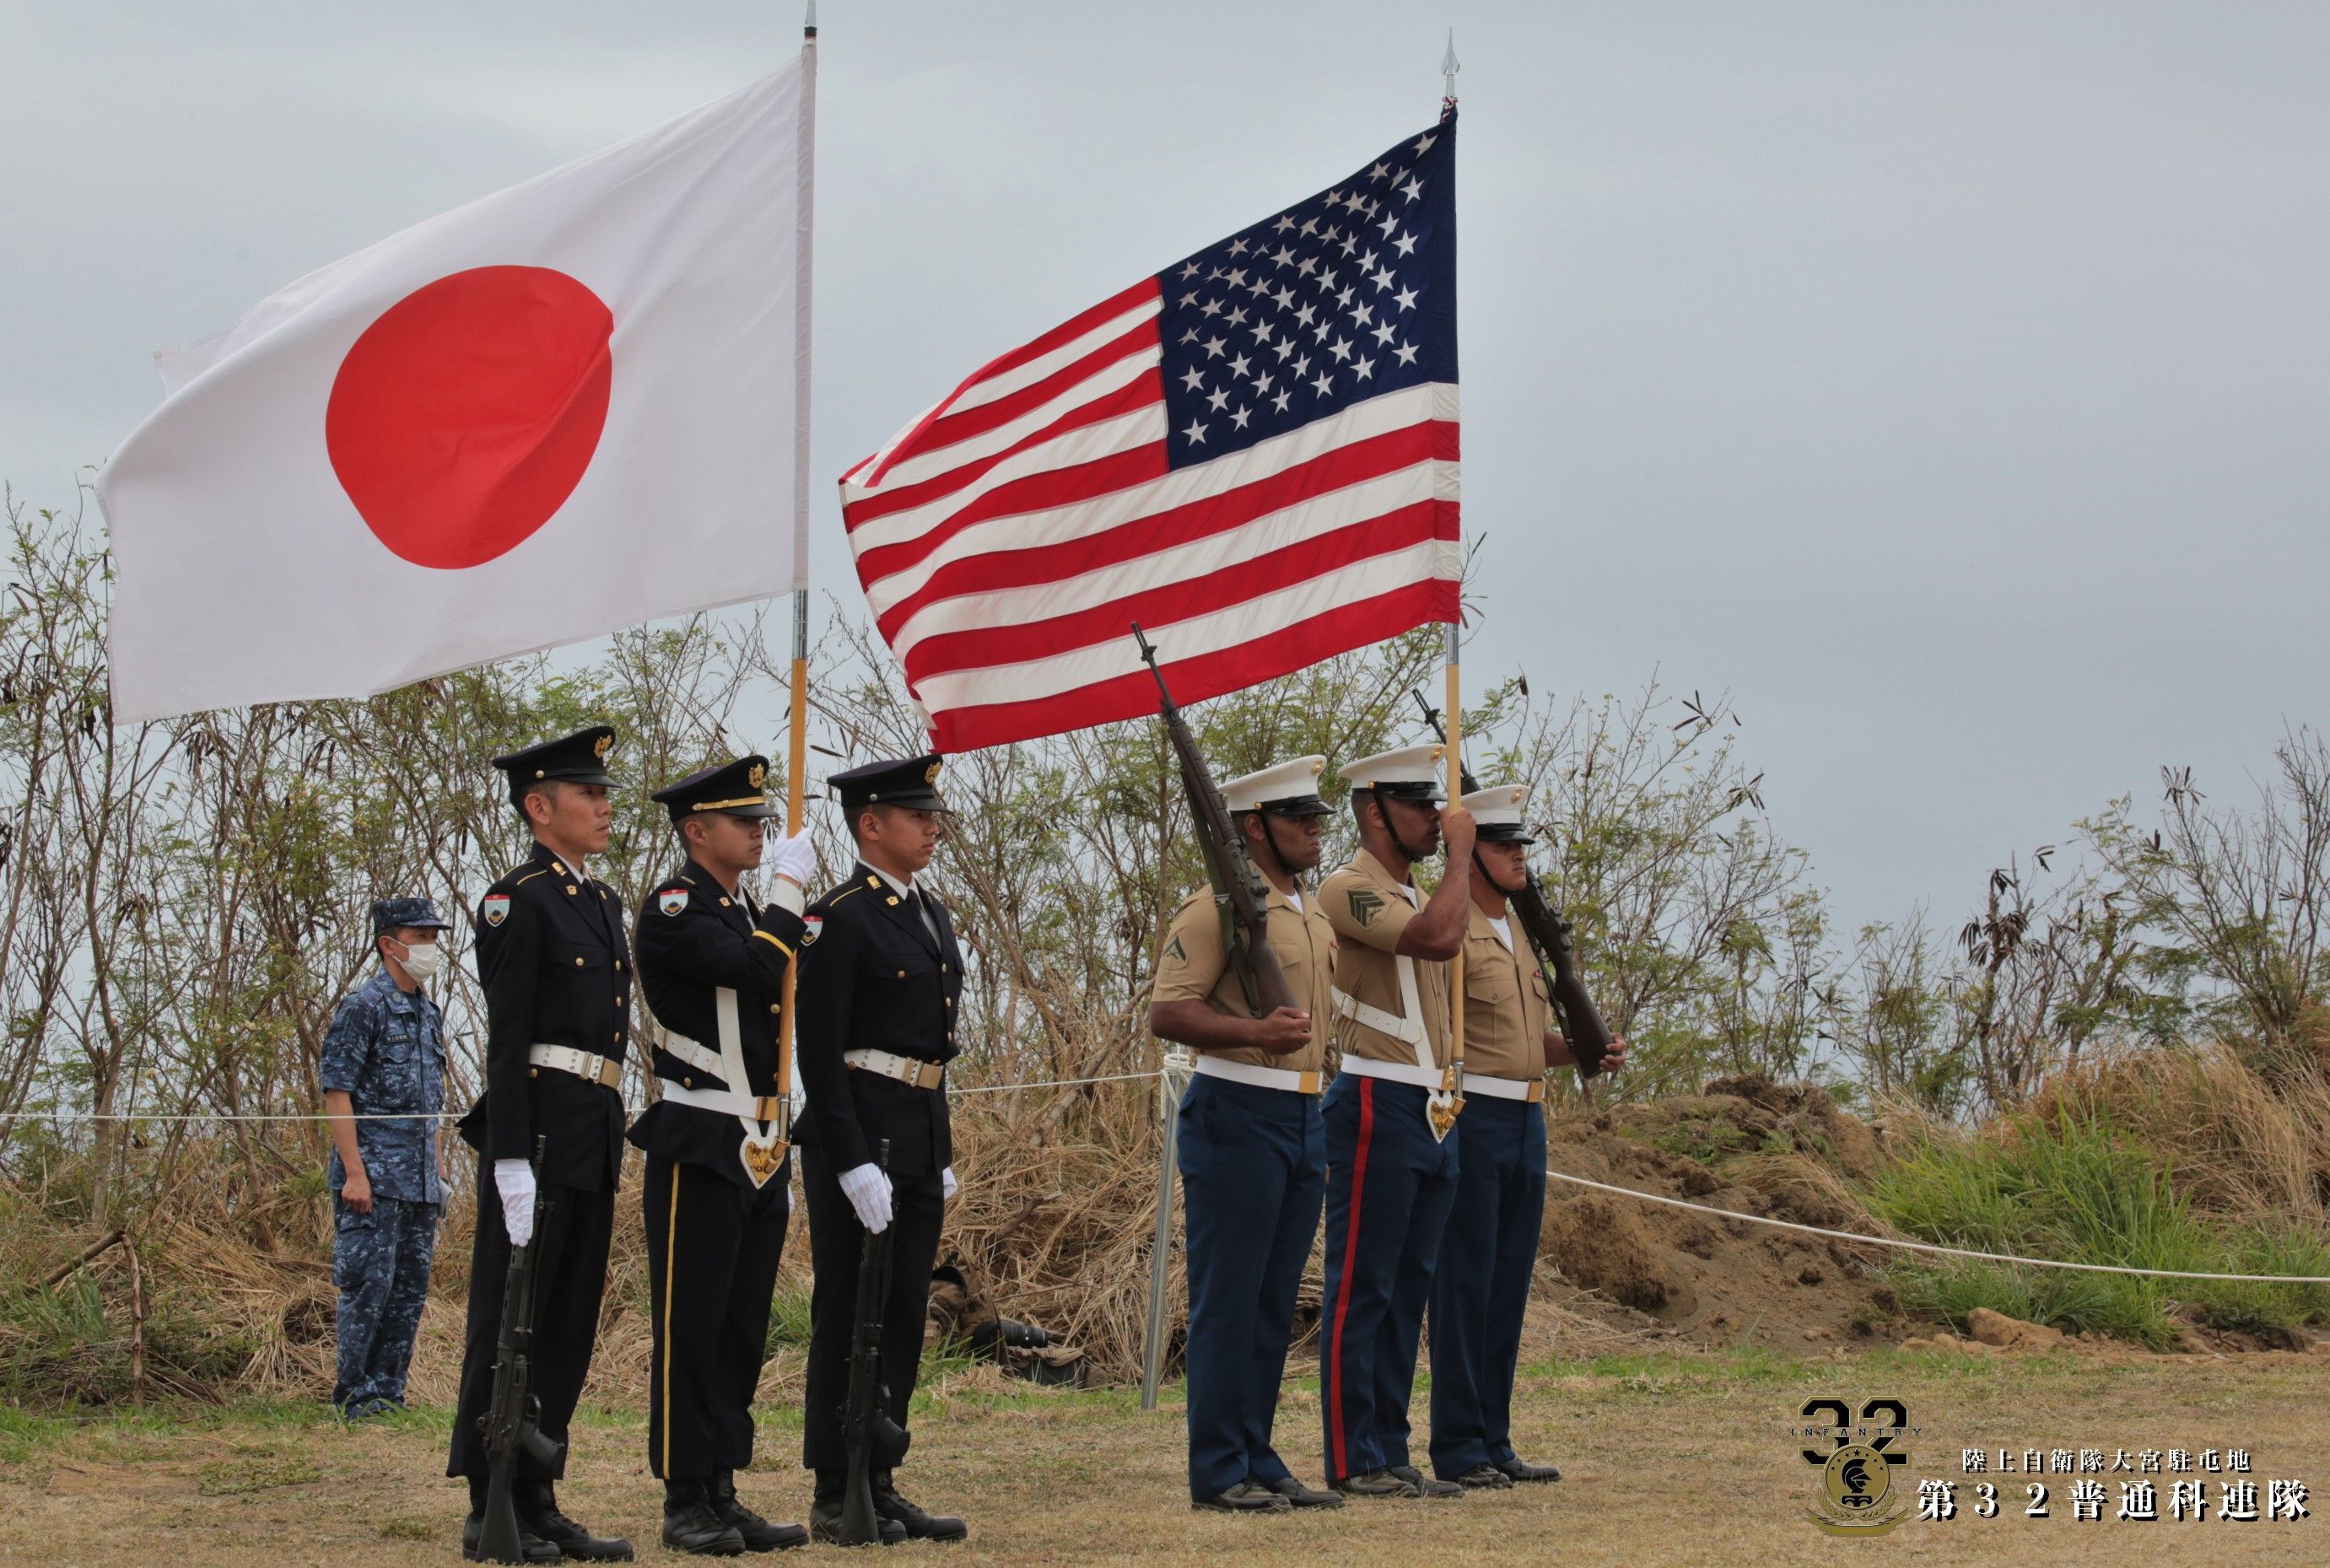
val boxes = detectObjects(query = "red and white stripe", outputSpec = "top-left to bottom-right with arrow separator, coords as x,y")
840,278 -> 1459,752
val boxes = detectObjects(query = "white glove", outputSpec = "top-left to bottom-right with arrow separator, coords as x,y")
837,1161 -> 893,1234
494,1159 -> 537,1248
941,1166 -> 959,1202
767,828 -> 818,889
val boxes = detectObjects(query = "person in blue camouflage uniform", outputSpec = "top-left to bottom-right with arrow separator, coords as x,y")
322,895 -> 454,1419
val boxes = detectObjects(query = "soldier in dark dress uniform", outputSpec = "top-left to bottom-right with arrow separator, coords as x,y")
795,755 -> 968,1546
448,726 -> 635,1564
629,756 -> 819,1555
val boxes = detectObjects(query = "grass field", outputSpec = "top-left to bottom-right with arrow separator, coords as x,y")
2,1346 -> 2325,1566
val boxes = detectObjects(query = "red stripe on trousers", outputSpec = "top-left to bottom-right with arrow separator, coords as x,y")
1325,1076 -> 1375,1482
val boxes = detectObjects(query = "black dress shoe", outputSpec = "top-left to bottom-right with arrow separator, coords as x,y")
461,1510 -> 564,1563
871,1479 -> 968,1542
707,1473 -> 807,1552
1386,1464 -> 1465,1499
1451,1463 -> 1513,1490
808,1496 -> 909,1545
1331,1468 -> 1421,1500
1497,1457 -> 1563,1484
1193,1481 -> 1292,1513
515,1484 -> 635,1561
1256,1476 -> 1343,1510
663,1482 -> 747,1557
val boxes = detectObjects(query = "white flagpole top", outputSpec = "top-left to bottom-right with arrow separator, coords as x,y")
805,0 -> 817,35
1441,30 -> 1460,116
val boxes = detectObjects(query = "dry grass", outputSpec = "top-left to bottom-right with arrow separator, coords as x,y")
2025,1042 -> 2330,1221
3,1347 -> 2327,1566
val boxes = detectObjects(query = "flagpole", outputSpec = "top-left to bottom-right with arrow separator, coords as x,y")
1439,32 -> 1466,1110
779,2 -> 818,1116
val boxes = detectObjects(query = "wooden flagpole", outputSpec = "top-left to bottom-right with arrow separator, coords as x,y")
778,2 -> 818,1116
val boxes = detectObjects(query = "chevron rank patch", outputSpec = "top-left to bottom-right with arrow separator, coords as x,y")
659,888 -> 689,917
481,893 -> 510,928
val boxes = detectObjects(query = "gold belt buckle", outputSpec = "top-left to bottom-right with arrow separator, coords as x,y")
595,1057 -> 623,1087
915,1062 -> 944,1090
1525,1080 -> 1545,1103
1295,1070 -> 1322,1095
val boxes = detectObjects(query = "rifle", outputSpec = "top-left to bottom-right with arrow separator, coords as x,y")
1412,693 -> 1616,1080
837,1140 -> 910,1547
1131,624 -> 1297,1019
472,1137 -> 567,1565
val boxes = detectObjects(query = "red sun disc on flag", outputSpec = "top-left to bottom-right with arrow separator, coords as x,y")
326,265 -> 614,569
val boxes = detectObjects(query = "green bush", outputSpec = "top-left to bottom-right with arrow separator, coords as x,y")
1864,1107 -> 2330,1346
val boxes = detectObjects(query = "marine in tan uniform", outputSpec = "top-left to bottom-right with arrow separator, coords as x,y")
1149,757 -> 1340,1515
1314,744 -> 1476,1501
1428,782 -> 1624,1490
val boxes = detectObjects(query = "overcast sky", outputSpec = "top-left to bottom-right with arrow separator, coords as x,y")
4,1 -> 2324,935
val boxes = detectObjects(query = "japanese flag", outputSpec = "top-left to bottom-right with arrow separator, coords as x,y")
97,61 -> 814,721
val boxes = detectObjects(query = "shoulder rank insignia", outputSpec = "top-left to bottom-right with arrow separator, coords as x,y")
803,916 -> 823,945
481,893 -> 511,927
658,888 -> 689,917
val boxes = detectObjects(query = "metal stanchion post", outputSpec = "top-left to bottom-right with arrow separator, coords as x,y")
1139,1046 -> 1195,1412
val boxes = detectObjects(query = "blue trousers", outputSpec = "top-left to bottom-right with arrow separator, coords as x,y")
1177,1074 -> 1325,1501
1318,1074 -> 1459,1483
1427,1096 -> 1547,1476
332,1192 -> 440,1412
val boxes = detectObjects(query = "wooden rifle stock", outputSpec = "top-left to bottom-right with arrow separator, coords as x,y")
1411,692 -> 1615,1080
1133,625 -> 1296,1018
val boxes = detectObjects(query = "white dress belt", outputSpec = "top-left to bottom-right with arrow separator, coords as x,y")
527,1043 -> 623,1087
1331,988 -> 1427,1045
1464,1072 -> 1546,1103
1192,1054 -> 1324,1096
1336,1056 -> 1453,1091
659,1029 -> 723,1078
658,1078 -> 789,1122
844,1048 -> 946,1091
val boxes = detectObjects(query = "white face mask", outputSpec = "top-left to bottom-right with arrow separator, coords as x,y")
391,940 -> 445,983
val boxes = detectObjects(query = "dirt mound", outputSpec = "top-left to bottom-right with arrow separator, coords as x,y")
1537,1075 -> 1904,1349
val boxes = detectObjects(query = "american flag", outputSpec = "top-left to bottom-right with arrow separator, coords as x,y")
840,118 -> 1460,752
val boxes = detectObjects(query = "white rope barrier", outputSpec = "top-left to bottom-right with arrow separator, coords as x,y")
18,1067 -> 1168,1123
1542,1166 -> 2330,1285
31,1078 -> 2329,1285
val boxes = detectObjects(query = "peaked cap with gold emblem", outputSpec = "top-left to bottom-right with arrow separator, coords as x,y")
651,754 -> 781,822
1459,781 -> 1536,843
1338,742 -> 1448,803
1221,755 -> 1334,816
490,725 -> 618,804
828,753 -> 952,814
